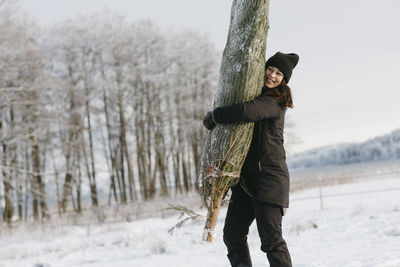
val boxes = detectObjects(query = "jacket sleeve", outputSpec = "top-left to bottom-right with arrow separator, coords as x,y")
213,94 -> 281,123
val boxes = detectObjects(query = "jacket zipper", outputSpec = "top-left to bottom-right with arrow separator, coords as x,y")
257,120 -> 263,173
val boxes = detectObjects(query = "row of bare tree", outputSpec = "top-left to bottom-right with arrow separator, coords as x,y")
0,1 -> 219,222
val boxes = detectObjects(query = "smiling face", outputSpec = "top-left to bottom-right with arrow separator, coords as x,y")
264,66 -> 284,88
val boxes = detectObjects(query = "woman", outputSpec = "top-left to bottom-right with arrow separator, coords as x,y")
203,52 -> 299,267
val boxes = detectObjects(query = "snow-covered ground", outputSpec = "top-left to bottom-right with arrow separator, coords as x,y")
1,177 -> 400,267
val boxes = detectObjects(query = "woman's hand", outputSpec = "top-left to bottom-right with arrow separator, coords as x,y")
203,111 -> 217,130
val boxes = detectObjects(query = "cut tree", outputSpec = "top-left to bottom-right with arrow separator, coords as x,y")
198,0 -> 270,242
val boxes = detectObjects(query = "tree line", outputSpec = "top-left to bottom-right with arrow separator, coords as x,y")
0,1 -> 219,222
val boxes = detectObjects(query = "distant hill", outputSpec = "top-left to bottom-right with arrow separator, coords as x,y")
288,128 -> 400,169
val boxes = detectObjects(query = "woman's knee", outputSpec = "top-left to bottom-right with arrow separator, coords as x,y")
259,232 -> 288,253
223,224 -> 243,246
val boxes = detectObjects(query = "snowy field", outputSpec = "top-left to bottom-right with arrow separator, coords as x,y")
1,177 -> 400,267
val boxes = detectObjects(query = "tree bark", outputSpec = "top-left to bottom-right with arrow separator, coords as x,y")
118,89 -> 136,202
50,145 -> 62,215
2,143 -> 13,223
84,81 -> 98,207
199,0 -> 270,242
32,141 -> 49,220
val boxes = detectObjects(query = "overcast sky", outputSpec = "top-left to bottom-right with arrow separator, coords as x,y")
20,0 -> 400,154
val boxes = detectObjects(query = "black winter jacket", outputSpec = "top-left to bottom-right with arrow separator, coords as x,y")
213,87 -> 290,207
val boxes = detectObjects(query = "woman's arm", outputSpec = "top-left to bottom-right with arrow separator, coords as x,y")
213,94 -> 281,124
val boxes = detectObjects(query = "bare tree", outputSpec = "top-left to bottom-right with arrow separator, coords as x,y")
1,1 -> 51,222
1,4 -> 223,222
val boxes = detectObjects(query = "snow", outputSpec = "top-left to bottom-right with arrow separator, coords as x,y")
1,177 -> 400,267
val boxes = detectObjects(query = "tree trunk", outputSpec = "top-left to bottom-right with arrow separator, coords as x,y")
24,146 -> 30,222
10,106 -> 19,221
61,171 -> 73,212
84,82 -> 98,207
99,60 -> 119,205
118,93 -> 136,202
51,146 -> 62,215
32,142 -> 49,220
2,143 -> 13,223
199,0 -> 270,242
118,144 -> 127,203
173,152 -> 183,194
182,143 -> 190,192
76,148 -> 82,213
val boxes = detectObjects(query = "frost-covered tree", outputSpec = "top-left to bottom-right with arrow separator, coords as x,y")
1,2 -> 221,221
0,0 -> 51,222
47,21 -> 96,211
166,30 -> 219,194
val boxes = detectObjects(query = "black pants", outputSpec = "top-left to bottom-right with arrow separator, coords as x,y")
223,185 -> 292,267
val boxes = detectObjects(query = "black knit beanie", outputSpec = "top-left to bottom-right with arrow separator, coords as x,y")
265,52 -> 299,83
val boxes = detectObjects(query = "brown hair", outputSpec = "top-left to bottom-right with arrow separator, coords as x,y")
266,80 -> 294,108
